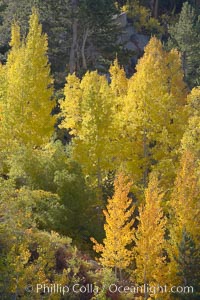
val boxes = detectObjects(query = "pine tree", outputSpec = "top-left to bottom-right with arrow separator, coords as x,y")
91,173 -> 135,280
69,0 -> 118,73
0,0 -> 118,78
168,2 -> 200,88
135,173 -> 167,299
173,229 -> 200,299
1,9 -> 55,148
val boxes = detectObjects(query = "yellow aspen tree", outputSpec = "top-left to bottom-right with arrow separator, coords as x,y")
0,63 -> 6,110
170,151 -> 200,240
0,24 -> 20,122
181,87 -> 200,156
168,89 -> 200,287
109,59 -> 130,167
60,71 -> 114,200
168,151 -> 200,285
1,9 -> 55,149
109,58 -> 128,97
123,37 -> 187,189
91,173 -> 135,280
135,173 -> 167,299
60,73 -> 82,136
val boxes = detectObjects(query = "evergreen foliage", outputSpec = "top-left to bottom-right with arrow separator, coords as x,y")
173,229 -> 200,299
0,0 -> 119,83
168,2 -> 200,88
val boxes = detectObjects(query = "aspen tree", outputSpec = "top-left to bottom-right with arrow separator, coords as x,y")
135,173 -> 167,299
181,87 -> 200,156
109,59 -> 130,167
60,71 -> 114,200
168,151 -> 200,286
124,37 -> 187,188
0,63 -> 6,132
109,58 -> 128,97
91,173 -> 135,280
1,9 -> 55,148
0,24 -> 20,125
170,151 -> 200,241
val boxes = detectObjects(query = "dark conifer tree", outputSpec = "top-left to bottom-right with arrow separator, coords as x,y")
168,2 -> 200,88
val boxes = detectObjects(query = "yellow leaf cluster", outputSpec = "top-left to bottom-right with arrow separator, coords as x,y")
170,151 -> 200,241
0,9 -> 55,149
91,172 -> 135,270
135,174 -> 167,286
60,70 -> 115,186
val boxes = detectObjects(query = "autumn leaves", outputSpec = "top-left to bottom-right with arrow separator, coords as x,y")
91,173 -> 166,290
0,9 -> 55,150
91,174 -> 135,279
59,34 -> 200,299
0,8 -> 200,299
60,37 -> 187,196
91,164 -> 200,299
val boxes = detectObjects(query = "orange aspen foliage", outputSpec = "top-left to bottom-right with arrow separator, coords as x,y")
170,151 -> 200,242
168,151 -> 200,285
91,173 -> 135,277
135,173 -> 167,293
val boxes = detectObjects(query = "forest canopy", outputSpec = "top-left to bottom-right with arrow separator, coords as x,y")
0,1 -> 200,300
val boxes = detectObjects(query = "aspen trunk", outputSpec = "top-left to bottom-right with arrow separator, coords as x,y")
69,0 -> 78,74
150,0 -> 159,19
154,0 -> 159,19
81,27 -> 89,70
119,268 -> 123,281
